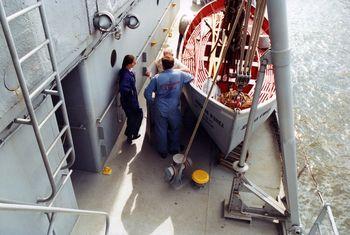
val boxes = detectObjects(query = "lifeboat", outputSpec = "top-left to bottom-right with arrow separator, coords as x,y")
179,0 -> 276,155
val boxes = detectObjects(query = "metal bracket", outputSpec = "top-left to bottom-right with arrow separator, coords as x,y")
233,161 -> 249,173
223,173 -> 287,223
42,89 -> 59,96
223,199 -> 252,223
98,126 -> 104,140
14,118 -> 31,125
243,176 -> 286,215
142,52 -> 147,62
289,224 -> 303,235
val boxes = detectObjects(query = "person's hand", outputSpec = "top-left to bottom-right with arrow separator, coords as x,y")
145,70 -> 151,78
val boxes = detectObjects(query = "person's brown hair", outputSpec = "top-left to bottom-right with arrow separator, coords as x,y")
161,55 -> 175,70
122,54 -> 135,69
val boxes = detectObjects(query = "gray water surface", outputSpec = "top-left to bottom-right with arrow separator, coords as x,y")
287,0 -> 350,233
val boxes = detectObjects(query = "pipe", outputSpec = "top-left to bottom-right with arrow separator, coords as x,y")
97,95 -> 117,125
326,204 -> 339,235
266,0 -> 301,229
0,203 -> 110,235
238,50 -> 270,167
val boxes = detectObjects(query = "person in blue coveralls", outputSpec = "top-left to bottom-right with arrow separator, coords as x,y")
119,55 -> 143,145
144,55 -> 193,159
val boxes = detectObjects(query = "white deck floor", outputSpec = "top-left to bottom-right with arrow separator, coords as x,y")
71,1 -> 282,234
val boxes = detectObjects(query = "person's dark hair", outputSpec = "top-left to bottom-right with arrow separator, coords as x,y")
122,54 -> 135,69
162,56 -> 174,70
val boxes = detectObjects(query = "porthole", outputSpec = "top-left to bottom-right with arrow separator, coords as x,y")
110,50 -> 117,67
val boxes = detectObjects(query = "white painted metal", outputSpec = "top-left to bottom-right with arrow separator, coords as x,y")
19,39 -> 49,64
29,72 -> 58,99
309,203 -> 339,235
183,83 -> 276,155
6,1 -> 42,22
0,0 -> 57,202
238,50 -> 271,167
266,0 -> 301,231
0,0 -> 76,203
0,203 -> 109,235
38,0 -> 76,170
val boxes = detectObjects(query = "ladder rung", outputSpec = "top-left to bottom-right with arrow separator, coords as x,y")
46,125 -> 68,156
53,147 -> 73,178
29,72 -> 57,99
7,2 -> 42,22
38,100 -> 63,129
19,39 -> 49,64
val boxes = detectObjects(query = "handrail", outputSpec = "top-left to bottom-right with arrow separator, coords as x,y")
136,0 -> 176,63
97,95 -> 117,125
0,202 -> 110,235
309,203 -> 339,235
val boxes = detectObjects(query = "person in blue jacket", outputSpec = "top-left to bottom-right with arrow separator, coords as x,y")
144,55 -> 193,158
119,55 -> 143,144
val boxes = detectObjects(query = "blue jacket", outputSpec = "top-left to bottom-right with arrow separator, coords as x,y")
144,69 -> 193,117
119,68 -> 139,113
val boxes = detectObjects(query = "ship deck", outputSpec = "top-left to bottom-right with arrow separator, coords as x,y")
71,97 -> 282,235
71,1 -> 282,234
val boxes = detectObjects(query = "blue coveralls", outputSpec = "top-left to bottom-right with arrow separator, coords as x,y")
119,68 -> 143,139
144,69 -> 193,154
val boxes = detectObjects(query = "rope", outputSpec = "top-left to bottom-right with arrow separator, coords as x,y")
208,14 -> 223,77
247,0 -> 266,72
238,0 -> 252,74
183,0 -> 245,162
298,149 -> 325,204
243,0 -> 266,74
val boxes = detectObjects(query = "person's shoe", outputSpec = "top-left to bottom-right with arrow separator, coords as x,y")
169,150 -> 179,155
127,137 -> 132,145
132,134 -> 141,140
159,152 -> 167,159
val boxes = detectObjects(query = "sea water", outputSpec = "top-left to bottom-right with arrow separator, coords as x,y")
288,0 -> 350,233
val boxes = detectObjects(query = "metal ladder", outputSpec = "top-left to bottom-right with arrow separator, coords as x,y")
0,0 -> 76,203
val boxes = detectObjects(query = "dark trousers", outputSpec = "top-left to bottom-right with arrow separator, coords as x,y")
124,108 -> 143,138
154,107 -> 181,154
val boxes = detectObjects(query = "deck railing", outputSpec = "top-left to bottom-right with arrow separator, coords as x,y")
308,203 -> 339,235
0,202 -> 110,235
